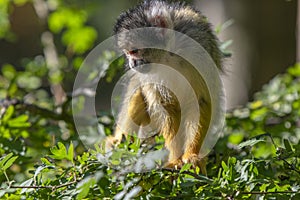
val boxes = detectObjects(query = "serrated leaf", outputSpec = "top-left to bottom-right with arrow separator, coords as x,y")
50,142 -> 67,160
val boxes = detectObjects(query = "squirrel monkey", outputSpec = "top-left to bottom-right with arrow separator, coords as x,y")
107,0 -> 222,173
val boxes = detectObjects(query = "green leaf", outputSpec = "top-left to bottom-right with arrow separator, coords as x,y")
2,105 -> 14,122
215,19 -> 234,34
2,156 -> 18,171
220,39 -> 233,52
50,142 -> 68,160
1,64 -> 16,80
76,177 -> 96,200
180,163 -> 192,173
50,142 -> 74,162
238,138 -> 265,149
7,114 -> 31,128
283,139 -> 293,152
62,26 -> 97,54
33,165 -> 55,183
259,183 -> 270,192
0,153 -> 18,171
20,178 -> 34,194
67,142 -> 74,163
0,153 -> 13,168
250,107 -> 268,121
287,63 -> 300,77
17,73 -> 42,90
40,158 -> 52,166
221,161 -> 228,171
228,132 -> 244,144
48,8 -> 87,33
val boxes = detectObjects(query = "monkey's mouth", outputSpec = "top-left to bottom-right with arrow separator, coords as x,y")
130,59 -> 147,68
128,59 -> 150,72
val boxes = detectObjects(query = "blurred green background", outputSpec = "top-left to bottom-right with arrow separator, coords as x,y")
0,0 -> 298,110
0,1 -> 299,198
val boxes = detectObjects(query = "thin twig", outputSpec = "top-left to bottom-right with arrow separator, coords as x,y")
0,180 -> 79,191
241,190 -> 299,195
161,168 -> 211,182
281,158 -> 300,175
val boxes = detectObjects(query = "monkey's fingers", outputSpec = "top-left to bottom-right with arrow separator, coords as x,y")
183,154 -> 207,174
164,158 -> 184,170
164,154 -> 207,175
104,135 -> 122,151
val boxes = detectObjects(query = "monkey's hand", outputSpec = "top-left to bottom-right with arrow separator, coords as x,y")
103,126 -> 125,151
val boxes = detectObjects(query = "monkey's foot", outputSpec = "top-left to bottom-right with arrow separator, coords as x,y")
164,154 -> 200,169
182,153 -> 201,166
182,153 -> 207,175
164,155 -> 207,175
164,158 -> 184,169
103,136 -> 121,151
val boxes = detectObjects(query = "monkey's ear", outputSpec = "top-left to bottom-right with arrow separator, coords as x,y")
148,14 -> 173,39
147,6 -> 173,29
149,15 -> 170,28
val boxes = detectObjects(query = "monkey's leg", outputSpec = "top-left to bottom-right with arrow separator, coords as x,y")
158,98 -> 184,168
105,88 -> 150,149
181,99 -> 211,174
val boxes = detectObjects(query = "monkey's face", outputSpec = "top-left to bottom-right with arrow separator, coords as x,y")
114,0 -> 175,71
123,48 -> 147,70
123,48 -> 171,70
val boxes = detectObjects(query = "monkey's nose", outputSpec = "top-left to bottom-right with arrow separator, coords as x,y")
135,59 -> 146,67
130,59 -> 146,68
128,59 -> 151,73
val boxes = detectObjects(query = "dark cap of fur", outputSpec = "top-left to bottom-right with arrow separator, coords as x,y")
113,0 -> 223,69
114,1 -> 186,34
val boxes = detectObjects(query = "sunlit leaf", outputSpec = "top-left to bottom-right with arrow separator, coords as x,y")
288,63 -> 300,77
67,141 -> 74,163
238,138 -> 265,149
1,64 -> 16,80
1,105 -> 14,122
62,26 -> 97,54
0,153 -> 18,171
50,142 -> 68,160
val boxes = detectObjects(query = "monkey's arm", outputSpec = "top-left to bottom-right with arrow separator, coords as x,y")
106,87 -> 150,149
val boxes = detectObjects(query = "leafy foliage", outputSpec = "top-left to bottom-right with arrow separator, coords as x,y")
0,0 -> 299,199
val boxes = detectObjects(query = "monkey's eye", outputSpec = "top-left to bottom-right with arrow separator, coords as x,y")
128,49 -> 139,55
